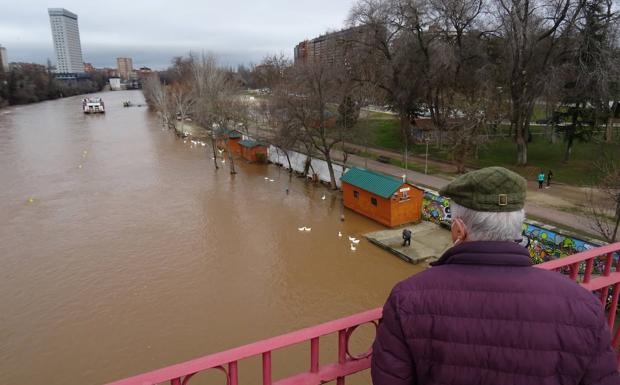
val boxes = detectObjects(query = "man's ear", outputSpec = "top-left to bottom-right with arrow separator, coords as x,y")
451,218 -> 468,243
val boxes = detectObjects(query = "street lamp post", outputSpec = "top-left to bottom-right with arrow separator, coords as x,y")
424,137 -> 430,175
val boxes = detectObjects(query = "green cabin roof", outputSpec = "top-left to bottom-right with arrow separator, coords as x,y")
340,167 -> 405,199
238,139 -> 263,149
229,131 -> 242,139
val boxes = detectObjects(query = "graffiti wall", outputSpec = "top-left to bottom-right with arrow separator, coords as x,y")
421,191 -> 451,224
420,189 -> 606,267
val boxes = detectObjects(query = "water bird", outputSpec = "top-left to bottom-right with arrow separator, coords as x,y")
348,236 -> 355,242
298,227 -> 305,231
222,159 -> 226,163
269,179 -> 275,182
264,177 -> 269,180
201,142 -> 206,147
218,148 -> 224,154
352,239 -> 360,244
350,244 -> 357,251
321,195 -> 326,200
338,231 -> 342,237
78,164 -> 83,169
304,227 -> 312,232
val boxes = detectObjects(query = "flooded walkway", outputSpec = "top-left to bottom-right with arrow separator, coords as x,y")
0,91 -> 428,385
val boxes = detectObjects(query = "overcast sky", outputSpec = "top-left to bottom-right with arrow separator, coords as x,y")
0,0 -> 357,69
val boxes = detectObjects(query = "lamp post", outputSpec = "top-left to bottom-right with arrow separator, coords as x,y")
424,137 -> 430,175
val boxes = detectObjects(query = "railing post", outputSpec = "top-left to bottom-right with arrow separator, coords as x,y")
608,283 -> 620,329
569,262 -> 579,281
262,351 -> 272,385
229,361 -> 238,385
171,379 -> 181,385
337,329 -> 347,385
583,258 -> 594,284
310,337 -> 319,373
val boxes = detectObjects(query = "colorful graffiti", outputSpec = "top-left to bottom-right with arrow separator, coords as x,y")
520,223 -> 596,263
421,191 -> 451,224
420,189 -> 608,268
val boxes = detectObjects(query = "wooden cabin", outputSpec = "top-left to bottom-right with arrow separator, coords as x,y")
227,130 -> 243,154
340,167 -> 424,227
238,139 -> 268,163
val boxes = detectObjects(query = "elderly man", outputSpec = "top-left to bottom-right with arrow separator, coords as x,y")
371,167 -> 619,385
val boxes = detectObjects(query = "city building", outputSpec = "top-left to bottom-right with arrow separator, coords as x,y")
0,45 -> 8,72
117,57 -> 133,80
48,8 -> 85,74
83,62 -> 95,73
109,78 -> 122,91
294,25 -> 371,66
138,67 -> 152,78
341,167 -> 423,227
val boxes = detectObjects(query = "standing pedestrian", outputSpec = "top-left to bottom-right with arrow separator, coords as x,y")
547,170 -> 553,187
371,167 -> 619,385
402,229 -> 412,247
537,170 -> 545,189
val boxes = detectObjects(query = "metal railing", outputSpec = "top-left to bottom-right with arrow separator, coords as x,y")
107,242 -> 620,385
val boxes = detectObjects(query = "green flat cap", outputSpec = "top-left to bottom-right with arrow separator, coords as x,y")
439,167 -> 526,212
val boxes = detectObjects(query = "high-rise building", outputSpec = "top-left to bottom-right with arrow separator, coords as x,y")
0,45 -> 8,72
117,57 -> 133,80
294,26 -> 372,66
48,8 -> 85,74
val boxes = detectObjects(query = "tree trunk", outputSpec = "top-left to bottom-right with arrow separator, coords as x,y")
400,112 -> 409,167
605,116 -> 613,143
210,137 -> 219,170
303,155 -> 311,177
325,153 -> 337,190
227,143 -> 236,175
516,135 -> 528,166
284,150 -> 292,173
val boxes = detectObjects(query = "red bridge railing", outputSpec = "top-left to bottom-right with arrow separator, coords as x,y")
107,242 -> 620,385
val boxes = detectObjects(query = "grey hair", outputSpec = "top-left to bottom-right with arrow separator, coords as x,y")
450,202 -> 524,242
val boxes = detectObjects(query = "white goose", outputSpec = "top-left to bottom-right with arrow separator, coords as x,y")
304,227 -> 312,232
338,231 -> 342,237
352,239 -> 360,244
321,195 -> 326,200
350,244 -> 357,251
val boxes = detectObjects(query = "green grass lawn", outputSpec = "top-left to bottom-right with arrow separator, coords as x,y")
354,115 -> 618,185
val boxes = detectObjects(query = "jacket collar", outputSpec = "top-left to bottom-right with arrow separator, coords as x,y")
431,241 -> 532,267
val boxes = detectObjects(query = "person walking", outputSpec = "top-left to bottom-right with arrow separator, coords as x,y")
547,169 -> 554,187
537,170 -> 545,189
402,229 -> 412,247
371,166 -> 619,385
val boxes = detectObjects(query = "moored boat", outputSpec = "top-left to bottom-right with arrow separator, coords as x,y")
82,98 -> 105,114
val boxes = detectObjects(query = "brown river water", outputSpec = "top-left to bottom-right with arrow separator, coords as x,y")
0,90 -> 424,385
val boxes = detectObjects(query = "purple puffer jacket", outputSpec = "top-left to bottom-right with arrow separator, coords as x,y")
371,241 -> 620,385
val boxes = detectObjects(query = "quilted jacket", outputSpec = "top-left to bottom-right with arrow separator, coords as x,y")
371,241 -> 620,385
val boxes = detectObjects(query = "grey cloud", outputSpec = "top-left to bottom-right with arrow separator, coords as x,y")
0,0 -> 356,69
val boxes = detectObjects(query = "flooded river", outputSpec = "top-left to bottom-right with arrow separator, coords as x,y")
0,90 -> 423,385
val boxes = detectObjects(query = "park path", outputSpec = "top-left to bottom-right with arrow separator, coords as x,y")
334,147 -> 602,239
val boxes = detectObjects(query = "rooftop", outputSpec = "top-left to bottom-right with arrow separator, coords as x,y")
238,139 -> 263,149
341,167 -> 408,199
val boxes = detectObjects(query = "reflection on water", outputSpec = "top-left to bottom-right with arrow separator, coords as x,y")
0,90 -> 422,385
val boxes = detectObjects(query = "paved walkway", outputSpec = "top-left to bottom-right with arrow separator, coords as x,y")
336,149 -> 601,239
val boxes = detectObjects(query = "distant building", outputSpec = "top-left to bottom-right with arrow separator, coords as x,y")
0,45 -> 8,72
138,66 -> 152,78
48,8 -> 85,74
109,77 -> 122,91
102,67 -> 118,78
117,57 -> 133,80
294,25 -> 371,66
83,62 -> 95,73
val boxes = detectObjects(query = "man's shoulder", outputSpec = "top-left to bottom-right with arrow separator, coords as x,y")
392,264 -> 599,308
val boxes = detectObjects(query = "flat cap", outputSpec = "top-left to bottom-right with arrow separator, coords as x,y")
439,167 -> 526,212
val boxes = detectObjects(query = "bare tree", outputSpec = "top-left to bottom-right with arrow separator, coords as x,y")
587,159 -> 620,242
493,0 -> 585,165
142,75 -> 175,129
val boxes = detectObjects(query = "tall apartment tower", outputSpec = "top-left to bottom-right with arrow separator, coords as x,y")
0,45 -> 8,72
48,8 -> 85,74
117,57 -> 133,79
